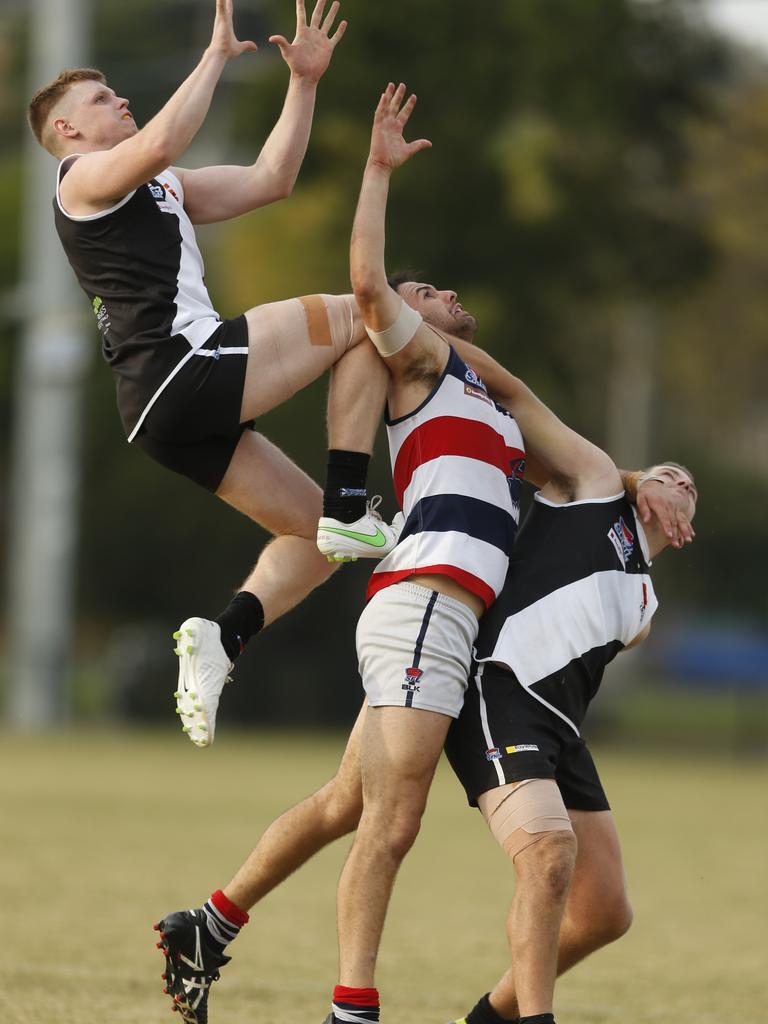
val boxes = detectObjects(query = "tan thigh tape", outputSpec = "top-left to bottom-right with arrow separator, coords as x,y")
244,295 -> 355,417
478,779 -> 572,861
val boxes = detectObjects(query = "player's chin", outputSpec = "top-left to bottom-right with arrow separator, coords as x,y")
456,314 -> 478,341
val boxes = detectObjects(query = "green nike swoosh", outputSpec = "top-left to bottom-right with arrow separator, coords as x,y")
321,525 -> 389,547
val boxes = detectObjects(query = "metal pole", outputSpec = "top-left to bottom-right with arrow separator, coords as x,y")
6,0 -> 91,726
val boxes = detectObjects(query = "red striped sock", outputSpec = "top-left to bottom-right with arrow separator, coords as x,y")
210,889 -> 249,926
332,986 -> 380,1023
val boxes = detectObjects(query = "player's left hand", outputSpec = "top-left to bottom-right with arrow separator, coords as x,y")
270,0 -> 346,82
636,478 -> 695,549
368,82 -> 432,172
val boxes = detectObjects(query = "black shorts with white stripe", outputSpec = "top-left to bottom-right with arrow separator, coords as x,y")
133,315 -> 250,492
445,660 -> 610,812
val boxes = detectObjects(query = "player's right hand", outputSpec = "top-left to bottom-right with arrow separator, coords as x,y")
210,0 -> 258,61
368,82 -> 432,172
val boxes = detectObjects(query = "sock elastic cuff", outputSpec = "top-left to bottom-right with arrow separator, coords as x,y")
333,985 -> 380,1006
519,1015 -> 554,1024
210,889 -> 249,926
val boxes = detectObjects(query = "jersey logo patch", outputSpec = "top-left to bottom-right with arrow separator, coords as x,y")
485,746 -> 503,761
465,367 -> 485,388
464,382 -> 493,406
402,667 -> 423,693
161,181 -> 180,203
148,183 -> 165,200
608,515 -> 634,567
506,744 -> 540,754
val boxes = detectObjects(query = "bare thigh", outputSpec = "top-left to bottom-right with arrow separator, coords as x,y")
567,809 -> 630,917
361,706 -> 452,818
215,428 -> 322,539
240,295 -> 365,421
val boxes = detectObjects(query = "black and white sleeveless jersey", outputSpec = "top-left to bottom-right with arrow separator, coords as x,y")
474,491 -> 658,735
53,158 -> 228,440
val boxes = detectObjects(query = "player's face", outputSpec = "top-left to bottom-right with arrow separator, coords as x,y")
59,80 -> 138,149
397,281 -> 478,342
650,464 -> 698,521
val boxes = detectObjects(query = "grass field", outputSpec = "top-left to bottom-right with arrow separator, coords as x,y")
0,728 -> 765,1023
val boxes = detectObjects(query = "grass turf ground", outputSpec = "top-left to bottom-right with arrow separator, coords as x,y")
0,728 -> 764,1023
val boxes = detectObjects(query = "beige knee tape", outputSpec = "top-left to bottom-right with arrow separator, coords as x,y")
478,779 -> 572,862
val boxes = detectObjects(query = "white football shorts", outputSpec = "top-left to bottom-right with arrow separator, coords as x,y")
356,581 -> 479,718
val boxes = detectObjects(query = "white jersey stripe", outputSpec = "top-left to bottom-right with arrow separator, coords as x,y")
369,529 -> 510,594
402,456 -> 518,520
479,568 -> 658,686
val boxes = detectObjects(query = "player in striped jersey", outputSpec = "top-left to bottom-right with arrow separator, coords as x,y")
28,0 -> 401,750
441,385 -> 697,1022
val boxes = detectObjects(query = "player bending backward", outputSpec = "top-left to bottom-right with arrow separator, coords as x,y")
444,454 -> 697,1024
151,83 -> 693,1024
27,0 -> 401,750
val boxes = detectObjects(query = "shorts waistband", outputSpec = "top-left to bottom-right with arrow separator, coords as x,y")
385,580 -> 479,624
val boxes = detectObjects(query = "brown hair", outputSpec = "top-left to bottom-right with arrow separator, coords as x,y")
28,68 -> 106,155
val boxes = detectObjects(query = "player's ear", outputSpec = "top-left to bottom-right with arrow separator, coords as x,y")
53,117 -> 78,139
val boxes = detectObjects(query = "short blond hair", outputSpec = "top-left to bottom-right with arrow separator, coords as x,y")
28,67 -> 105,156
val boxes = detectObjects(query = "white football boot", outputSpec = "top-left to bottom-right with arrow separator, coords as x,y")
317,496 -> 403,563
172,617 -> 232,748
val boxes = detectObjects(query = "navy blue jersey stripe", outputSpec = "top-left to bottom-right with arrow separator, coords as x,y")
404,590 -> 438,708
400,493 -> 517,553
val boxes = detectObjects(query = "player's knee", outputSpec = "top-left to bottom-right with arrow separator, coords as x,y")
314,777 -> 363,837
360,805 -> 422,862
597,896 -> 633,943
567,892 -> 633,952
521,830 -> 577,902
480,778 -> 573,866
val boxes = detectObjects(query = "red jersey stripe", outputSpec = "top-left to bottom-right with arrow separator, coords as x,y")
393,415 -> 524,507
366,564 -> 497,610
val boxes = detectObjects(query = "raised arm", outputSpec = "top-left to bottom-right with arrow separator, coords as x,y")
177,0 -> 348,223
60,0 -> 256,215
451,340 -> 693,546
350,83 -> 438,372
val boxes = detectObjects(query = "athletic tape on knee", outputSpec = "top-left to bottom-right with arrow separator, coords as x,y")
365,298 -> 422,357
478,779 -> 572,862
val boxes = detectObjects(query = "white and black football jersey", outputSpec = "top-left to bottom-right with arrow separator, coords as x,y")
474,491 -> 658,735
53,159 -> 222,440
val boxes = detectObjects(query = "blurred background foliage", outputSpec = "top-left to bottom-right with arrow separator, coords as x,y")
0,0 -> 766,735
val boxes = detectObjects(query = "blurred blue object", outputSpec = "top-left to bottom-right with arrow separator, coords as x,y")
654,624 -> 768,690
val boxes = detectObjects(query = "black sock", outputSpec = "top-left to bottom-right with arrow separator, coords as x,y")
465,993 -> 518,1024
323,449 -> 370,522
215,591 -> 265,661
519,1016 -> 555,1024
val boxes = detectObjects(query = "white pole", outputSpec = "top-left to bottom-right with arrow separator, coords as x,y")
605,302 -> 657,471
6,0 -> 92,726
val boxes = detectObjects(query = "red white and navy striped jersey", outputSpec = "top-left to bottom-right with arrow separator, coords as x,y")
475,492 -> 658,734
53,159 -> 222,441
367,347 -> 526,609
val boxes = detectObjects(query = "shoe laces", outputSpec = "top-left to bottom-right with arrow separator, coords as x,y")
366,495 -> 384,520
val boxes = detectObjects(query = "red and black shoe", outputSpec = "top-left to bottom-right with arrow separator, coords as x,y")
154,910 -> 230,1023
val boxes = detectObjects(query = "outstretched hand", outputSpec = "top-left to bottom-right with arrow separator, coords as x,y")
270,0 -> 347,82
369,82 -> 432,172
210,0 -> 258,59
637,478 -> 695,549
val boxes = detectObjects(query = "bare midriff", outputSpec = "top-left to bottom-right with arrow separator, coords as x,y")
404,572 -> 485,621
